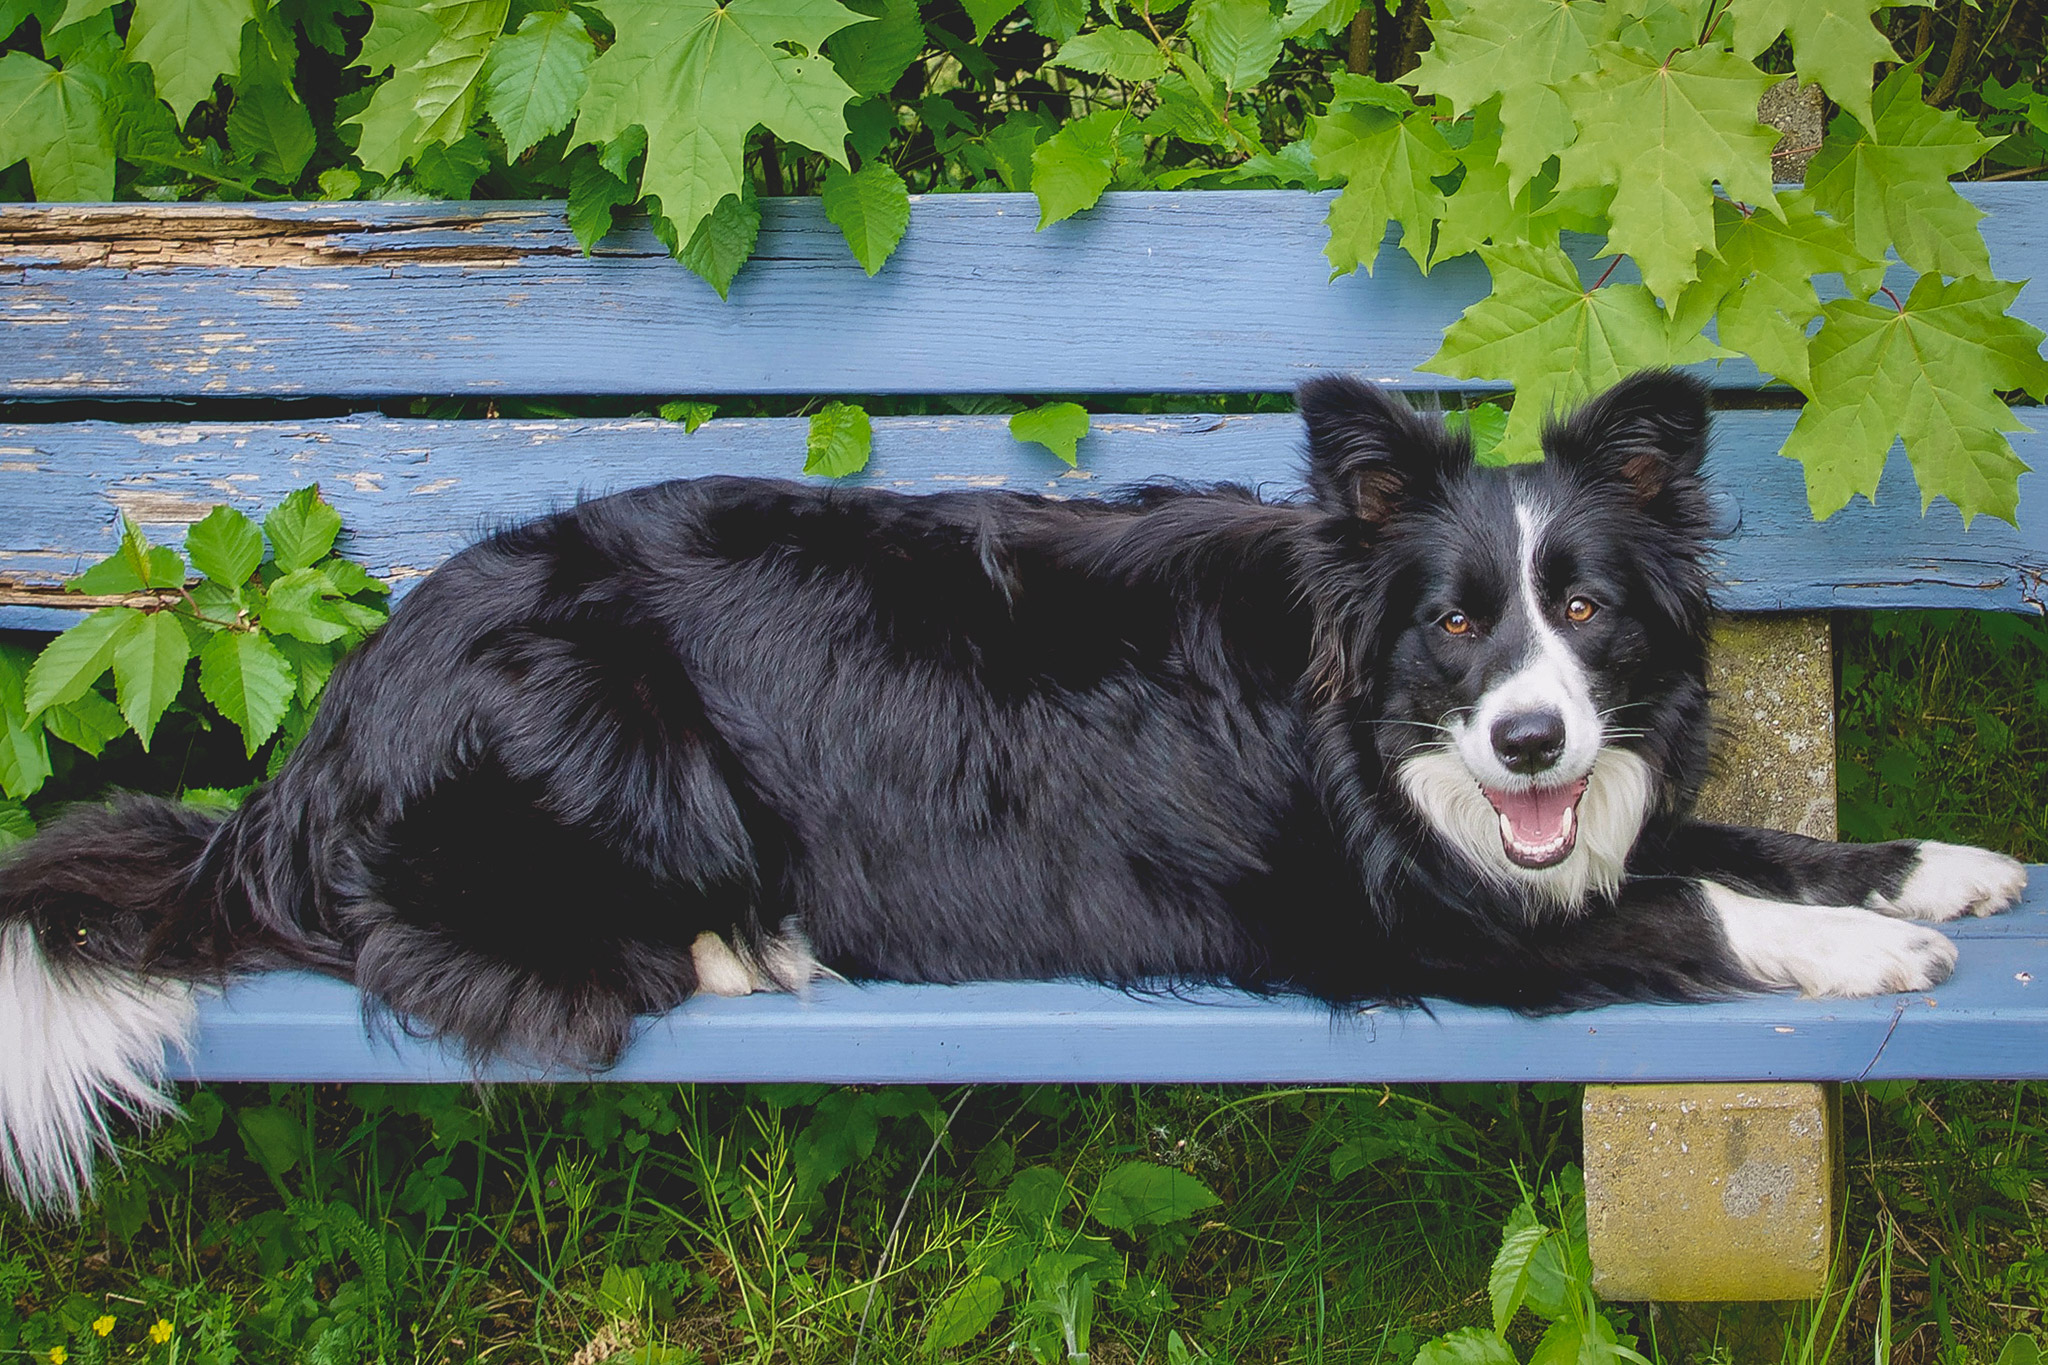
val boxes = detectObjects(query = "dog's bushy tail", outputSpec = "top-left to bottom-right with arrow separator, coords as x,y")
0,793 -> 336,1215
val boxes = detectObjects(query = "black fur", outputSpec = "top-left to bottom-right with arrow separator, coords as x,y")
0,371 -> 1943,1068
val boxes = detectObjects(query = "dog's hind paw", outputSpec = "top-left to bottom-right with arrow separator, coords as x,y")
1876,842 -> 2029,922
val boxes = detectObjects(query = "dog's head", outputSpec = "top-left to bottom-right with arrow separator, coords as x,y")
1298,371 -> 1715,911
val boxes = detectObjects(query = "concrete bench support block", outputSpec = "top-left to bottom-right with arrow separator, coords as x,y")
1583,1081 -> 1841,1301
1586,616 -> 1840,1302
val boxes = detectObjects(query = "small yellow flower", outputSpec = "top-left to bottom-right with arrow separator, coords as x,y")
149,1320 -> 174,1345
92,1316 -> 115,1337
48,1348 -> 67,1364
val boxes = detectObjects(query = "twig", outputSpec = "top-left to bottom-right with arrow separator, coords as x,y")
851,1086 -> 977,1365
1981,164 -> 2048,182
1928,2 -> 1978,107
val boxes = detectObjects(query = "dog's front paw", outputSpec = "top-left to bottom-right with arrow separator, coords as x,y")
1710,888 -> 1959,997
1877,842 -> 2029,922
1794,913 -> 1958,997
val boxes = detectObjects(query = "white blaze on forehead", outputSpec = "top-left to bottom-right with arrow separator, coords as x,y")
1447,499 -> 1603,791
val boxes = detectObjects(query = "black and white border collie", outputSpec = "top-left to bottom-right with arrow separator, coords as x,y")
0,371 -> 2026,1213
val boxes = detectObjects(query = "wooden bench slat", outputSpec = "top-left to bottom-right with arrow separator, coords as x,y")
6,185 -> 2041,399
161,869 -> 2048,1085
3,411 -> 2042,622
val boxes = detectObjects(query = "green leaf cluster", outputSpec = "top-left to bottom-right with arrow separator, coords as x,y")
0,485 -> 389,805
921,1158 -> 1221,1361
1,0 -> 2041,521
1414,1168 -> 1645,1365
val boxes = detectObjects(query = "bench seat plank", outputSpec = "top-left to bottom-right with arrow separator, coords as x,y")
5,185 -> 2041,399
2,412 -> 2043,618
163,869 -> 2048,1085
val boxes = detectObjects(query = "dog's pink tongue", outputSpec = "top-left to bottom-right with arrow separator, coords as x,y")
1493,785 -> 1579,844
1481,778 -> 1590,868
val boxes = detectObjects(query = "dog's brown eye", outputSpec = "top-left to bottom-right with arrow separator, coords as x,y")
1566,596 -> 1597,623
1441,611 -> 1473,636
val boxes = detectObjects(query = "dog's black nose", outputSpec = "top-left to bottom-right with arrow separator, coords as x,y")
1491,709 -> 1567,774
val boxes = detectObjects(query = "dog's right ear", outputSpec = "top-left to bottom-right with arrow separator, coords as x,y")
1297,376 -> 1464,526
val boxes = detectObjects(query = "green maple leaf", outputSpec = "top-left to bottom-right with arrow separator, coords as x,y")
1421,242 -> 1726,461
349,0 -> 509,176
1431,100 -> 1543,266
1556,41 -> 1780,303
126,0 -> 258,120
572,0 -> 861,245
821,160 -> 909,275
1722,0 -> 1897,132
1188,0 -> 1282,91
1781,275 -> 2048,526
1312,100 -> 1454,276
1409,0 -> 1615,194
1673,192 -> 1873,395
481,8 -> 595,159
0,52 -> 111,200
1806,66 -> 1999,282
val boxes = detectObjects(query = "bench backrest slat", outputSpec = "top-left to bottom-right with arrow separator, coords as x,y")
5,185 -> 2039,400
2,410 -> 2042,616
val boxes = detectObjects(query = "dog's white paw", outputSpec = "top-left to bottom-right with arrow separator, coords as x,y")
1707,885 -> 1958,997
1873,842 -> 2029,922
691,932 -> 759,997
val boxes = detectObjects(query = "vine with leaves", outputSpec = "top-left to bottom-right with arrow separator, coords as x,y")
1,0 -> 2045,518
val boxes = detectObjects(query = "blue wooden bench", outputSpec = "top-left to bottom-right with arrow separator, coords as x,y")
3,187 -> 2046,1301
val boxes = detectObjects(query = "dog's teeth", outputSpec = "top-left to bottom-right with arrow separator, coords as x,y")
1560,805 -> 1575,842
1499,812 -> 1515,848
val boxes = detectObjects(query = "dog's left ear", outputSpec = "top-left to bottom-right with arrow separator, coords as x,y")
1544,370 -> 1710,515
1298,376 -> 1464,525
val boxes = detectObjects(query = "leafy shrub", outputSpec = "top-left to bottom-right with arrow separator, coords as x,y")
0,485 -> 390,836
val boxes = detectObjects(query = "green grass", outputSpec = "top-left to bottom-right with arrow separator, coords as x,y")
4,610 -> 2047,1365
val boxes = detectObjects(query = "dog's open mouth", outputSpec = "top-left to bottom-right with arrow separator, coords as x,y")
1481,778 -> 1591,869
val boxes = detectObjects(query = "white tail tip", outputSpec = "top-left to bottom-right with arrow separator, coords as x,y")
0,923 -> 196,1217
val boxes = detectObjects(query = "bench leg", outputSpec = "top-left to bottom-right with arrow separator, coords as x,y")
1584,616 -> 1843,1303
1583,1081 -> 1841,1301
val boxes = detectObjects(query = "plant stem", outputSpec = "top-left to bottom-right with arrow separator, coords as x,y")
851,1086 -> 976,1365
1346,3 -> 1373,75
1929,1 -> 1979,106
